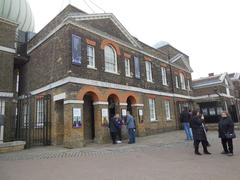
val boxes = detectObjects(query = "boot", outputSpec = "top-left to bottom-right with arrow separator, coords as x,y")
195,151 -> 202,155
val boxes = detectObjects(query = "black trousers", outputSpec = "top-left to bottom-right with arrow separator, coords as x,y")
221,138 -> 233,153
194,140 -> 208,153
117,129 -> 122,141
110,132 -> 117,144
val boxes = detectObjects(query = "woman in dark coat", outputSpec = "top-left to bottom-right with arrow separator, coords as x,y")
218,111 -> 235,156
191,110 -> 211,155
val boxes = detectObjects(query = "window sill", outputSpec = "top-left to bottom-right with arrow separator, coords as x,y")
104,70 -> 120,75
87,66 -> 97,70
125,75 -> 132,78
166,119 -> 172,121
150,119 -> 158,122
163,84 -> 168,87
147,80 -> 154,83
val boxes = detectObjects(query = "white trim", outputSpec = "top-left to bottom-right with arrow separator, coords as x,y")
53,93 -> 66,101
119,103 -> 128,106
30,76 -> 193,99
193,93 -> 234,100
64,100 -> 84,104
93,101 -> 108,105
0,46 -> 16,53
0,92 -> 14,98
27,19 -> 191,73
132,104 -> 144,107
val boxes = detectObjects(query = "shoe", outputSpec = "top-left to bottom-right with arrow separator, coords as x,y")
116,140 -> 122,144
195,152 -> 202,155
228,153 -> 233,156
204,151 -> 211,155
221,151 -> 229,154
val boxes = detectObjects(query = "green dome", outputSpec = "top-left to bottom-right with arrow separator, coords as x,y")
0,0 -> 35,32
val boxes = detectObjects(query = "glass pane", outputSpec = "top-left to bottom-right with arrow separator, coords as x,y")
72,34 -> 81,64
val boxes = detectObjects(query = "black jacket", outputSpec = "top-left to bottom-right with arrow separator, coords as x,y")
180,111 -> 190,123
108,118 -> 118,133
191,116 -> 207,141
218,117 -> 234,139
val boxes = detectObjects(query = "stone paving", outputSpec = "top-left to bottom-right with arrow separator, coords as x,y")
0,130 -> 240,180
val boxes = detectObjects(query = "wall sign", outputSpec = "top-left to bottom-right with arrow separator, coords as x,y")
101,108 -> 109,126
121,109 -> 127,117
72,108 -> 82,128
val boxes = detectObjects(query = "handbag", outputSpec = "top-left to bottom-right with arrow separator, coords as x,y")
225,132 -> 236,139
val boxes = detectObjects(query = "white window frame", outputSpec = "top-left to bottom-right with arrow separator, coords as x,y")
87,45 -> 95,69
161,67 -> 168,86
149,98 -> 156,121
145,61 -> 153,82
180,73 -> 186,90
104,45 -> 118,74
0,99 -> 5,115
164,101 -> 171,121
125,58 -> 131,77
175,76 -> 179,88
36,100 -> 44,127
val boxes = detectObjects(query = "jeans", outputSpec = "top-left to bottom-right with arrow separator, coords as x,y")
128,128 -> 135,143
221,138 -> 233,153
182,122 -> 192,140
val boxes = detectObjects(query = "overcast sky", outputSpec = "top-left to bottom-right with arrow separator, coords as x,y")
28,0 -> 240,79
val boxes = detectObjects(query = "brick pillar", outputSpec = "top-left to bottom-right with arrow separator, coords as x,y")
93,102 -> 111,144
132,104 -> 146,136
63,101 -> 84,148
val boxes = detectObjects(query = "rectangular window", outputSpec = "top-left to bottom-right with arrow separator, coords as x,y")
0,99 -> 5,115
187,80 -> 191,90
87,45 -> 95,68
202,108 -> 208,115
149,98 -> 156,121
36,100 -> 44,127
72,34 -> 81,64
134,56 -> 140,79
164,101 -> 171,120
145,61 -> 153,82
217,107 -> 223,115
161,67 -> 167,85
23,104 -> 29,127
209,108 -> 216,116
125,58 -> 131,77
175,76 -> 179,88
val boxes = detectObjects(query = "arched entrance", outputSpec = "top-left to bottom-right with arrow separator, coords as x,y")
126,96 -> 136,115
108,94 -> 119,119
83,92 -> 98,142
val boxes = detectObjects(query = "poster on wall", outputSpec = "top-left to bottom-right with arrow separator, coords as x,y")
72,34 -> 81,64
138,109 -> 144,123
121,109 -> 127,117
72,108 -> 82,128
101,108 -> 109,127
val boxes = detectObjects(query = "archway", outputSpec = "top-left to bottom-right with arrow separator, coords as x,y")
126,96 -> 136,115
83,92 -> 98,142
108,94 -> 120,119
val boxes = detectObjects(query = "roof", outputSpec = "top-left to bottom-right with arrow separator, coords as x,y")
192,73 -> 227,88
229,73 -> 240,80
0,0 -> 35,32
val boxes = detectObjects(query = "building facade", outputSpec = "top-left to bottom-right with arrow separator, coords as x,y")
1,5 -> 194,148
193,73 -> 240,123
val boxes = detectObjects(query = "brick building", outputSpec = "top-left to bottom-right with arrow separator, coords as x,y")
193,73 -> 240,123
1,5 -> 194,148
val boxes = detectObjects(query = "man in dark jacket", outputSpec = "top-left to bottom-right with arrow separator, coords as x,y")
180,108 -> 193,140
108,115 -> 118,144
218,111 -> 235,156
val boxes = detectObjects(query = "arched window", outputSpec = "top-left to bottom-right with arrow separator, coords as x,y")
180,73 -> 186,90
104,45 -> 117,73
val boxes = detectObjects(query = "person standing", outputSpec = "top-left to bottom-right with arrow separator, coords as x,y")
126,111 -> 136,144
108,115 -> 118,144
114,113 -> 123,144
218,111 -> 235,156
191,110 -> 211,155
180,107 -> 193,140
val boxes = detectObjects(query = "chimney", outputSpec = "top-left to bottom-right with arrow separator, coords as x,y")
208,73 -> 214,77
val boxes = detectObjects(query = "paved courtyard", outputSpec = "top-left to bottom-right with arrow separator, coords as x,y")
0,130 -> 240,180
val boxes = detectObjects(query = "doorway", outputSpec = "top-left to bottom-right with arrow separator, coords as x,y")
83,93 -> 95,141
55,100 -> 64,145
108,94 -> 119,119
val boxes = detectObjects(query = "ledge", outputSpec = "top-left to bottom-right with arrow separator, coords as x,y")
0,141 -> 26,153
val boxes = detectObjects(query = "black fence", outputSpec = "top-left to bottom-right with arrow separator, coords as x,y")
15,94 -> 51,148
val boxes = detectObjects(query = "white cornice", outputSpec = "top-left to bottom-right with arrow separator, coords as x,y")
30,76 -> 193,100
0,46 -> 16,54
64,100 -> 84,104
0,92 -> 14,98
193,93 -> 234,100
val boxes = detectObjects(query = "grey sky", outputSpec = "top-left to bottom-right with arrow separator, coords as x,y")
28,0 -> 240,79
